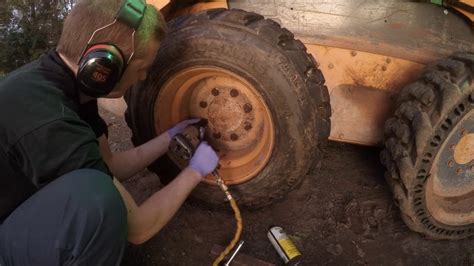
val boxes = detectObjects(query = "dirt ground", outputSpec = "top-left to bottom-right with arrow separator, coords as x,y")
99,108 -> 474,266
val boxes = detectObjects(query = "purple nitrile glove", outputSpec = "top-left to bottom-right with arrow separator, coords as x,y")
167,118 -> 201,138
189,141 -> 219,177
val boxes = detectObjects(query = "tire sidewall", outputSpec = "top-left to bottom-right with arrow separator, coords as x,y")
130,15 -> 321,207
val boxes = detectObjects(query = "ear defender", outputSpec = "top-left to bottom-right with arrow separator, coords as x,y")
77,44 -> 125,97
76,0 -> 147,97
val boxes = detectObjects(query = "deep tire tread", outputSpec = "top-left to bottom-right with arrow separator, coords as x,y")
125,8 -> 331,208
381,52 -> 474,239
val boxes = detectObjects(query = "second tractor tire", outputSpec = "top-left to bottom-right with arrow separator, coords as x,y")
381,52 -> 474,239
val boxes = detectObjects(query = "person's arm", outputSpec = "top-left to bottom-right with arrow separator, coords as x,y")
99,133 -> 170,181
114,142 -> 219,244
114,167 -> 200,244
99,119 -> 200,181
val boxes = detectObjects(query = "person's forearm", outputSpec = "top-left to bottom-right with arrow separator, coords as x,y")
108,132 -> 171,180
114,167 -> 202,244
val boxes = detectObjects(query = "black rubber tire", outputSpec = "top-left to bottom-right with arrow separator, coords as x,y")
124,9 -> 331,208
380,52 -> 474,239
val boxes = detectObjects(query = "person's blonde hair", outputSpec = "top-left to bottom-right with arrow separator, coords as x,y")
57,0 -> 166,62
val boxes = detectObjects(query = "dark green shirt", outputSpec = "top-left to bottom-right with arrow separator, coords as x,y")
0,50 -> 111,221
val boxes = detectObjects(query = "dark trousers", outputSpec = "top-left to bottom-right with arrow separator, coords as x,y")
0,169 -> 127,266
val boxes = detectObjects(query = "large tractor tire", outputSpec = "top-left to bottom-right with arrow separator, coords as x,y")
381,52 -> 474,239
124,9 -> 331,208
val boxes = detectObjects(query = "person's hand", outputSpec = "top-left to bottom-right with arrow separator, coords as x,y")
189,142 -> 219,177
167,118 -> 201,139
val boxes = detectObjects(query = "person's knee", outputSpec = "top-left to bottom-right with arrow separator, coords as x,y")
59,169 -> 127,239
0,169 -> 127,265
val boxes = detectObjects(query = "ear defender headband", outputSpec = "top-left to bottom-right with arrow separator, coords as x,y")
77,0 -> 147,97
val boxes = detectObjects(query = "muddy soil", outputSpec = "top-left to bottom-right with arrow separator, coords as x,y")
99,108 -> 474,266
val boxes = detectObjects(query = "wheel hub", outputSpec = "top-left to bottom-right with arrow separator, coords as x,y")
427,108 -> 474,226
154,67 -> 274,185
454,133 -> 474,165
190,86 -> 260,152
208,96 -> 244,132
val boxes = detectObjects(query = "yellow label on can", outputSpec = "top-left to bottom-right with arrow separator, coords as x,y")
268,226 -> 302,264
279,238 -> 302,260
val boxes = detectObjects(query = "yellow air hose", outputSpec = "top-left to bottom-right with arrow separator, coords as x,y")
212,172 -> 243,266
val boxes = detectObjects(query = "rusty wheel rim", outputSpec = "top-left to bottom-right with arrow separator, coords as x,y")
154,66 -> 275,185
426,109 -> 474,226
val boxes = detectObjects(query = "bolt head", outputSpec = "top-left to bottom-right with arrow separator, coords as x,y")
328,63 -> 334,69
243,103 -> 253,113
230,89 -> 239,97
244,122 -> 252,131
448,160 -> 454,167
230,134 -> 239,141
212,88 -> 220,96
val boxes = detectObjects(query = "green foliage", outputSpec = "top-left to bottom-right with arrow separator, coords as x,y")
0,0 -> 76,73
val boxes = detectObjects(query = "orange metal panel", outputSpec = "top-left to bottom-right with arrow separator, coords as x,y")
306,44 -> 425,146
173,1 -> 228,16
148,0 -> 170,10
450,6 -> 474,24
149,1 -> 228,19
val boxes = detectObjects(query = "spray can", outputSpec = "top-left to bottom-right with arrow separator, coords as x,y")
267,226 -> 302,265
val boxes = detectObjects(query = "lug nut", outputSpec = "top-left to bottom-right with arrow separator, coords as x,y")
213,132 -> 221,139
230,134 -> 239,141
199,101 -> 208,108
230,89 -> 239,97
243,103 -> 253,113
212,88 -> 220,96
448,160 -> 454,167
244,122 -> 252,131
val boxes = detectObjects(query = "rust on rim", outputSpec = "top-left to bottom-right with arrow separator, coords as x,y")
154,66 -> 275,185
454,133 -> 474,165
426,109 -> 474,226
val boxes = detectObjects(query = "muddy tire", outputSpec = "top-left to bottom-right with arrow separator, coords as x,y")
124,9 -> 331,208
380,52 -> 474,239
